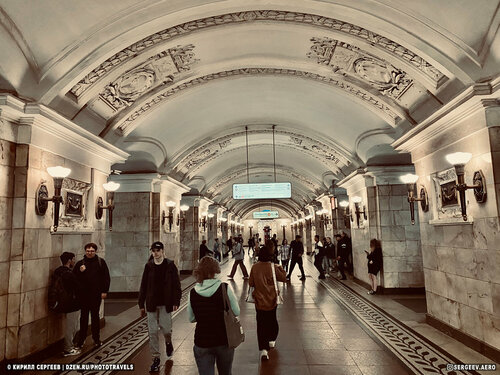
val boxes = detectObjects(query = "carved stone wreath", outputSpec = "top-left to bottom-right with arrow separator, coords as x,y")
70,10 -> 444,99
115,68 -> 401,136
307,37 -> 414,100
99,44 -> 197,111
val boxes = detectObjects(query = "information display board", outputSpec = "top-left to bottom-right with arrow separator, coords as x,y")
233,182 -> 291,199
253,211 -> 279,219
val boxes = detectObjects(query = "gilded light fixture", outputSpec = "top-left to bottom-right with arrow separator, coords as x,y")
161,201 -> 176,231
95,181 -> 120,231
400,174 -> 429,225
352,196 -> 367,228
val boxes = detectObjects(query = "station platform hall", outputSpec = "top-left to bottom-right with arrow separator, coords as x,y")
0,1 -> 500,374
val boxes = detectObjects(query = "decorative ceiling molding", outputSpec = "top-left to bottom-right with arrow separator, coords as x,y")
69,10 -> 445,101
123,136 -> 168,166
238,201 -> 298,218
96,44 -> 197,111
307,37 -> 415,101
229,198 -> 303,217
105,67 -> 405,138
169,127 -> 355,178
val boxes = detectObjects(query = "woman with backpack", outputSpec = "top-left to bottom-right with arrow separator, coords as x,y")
248,241 -> 287,360
188,256 -> 240,375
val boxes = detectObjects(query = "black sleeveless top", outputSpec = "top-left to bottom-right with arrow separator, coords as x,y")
190,283 -> 228,348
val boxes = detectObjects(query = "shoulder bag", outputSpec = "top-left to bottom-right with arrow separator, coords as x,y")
245,285 -> 255,303
222,283 -> 245,348
271,263 -> 284,305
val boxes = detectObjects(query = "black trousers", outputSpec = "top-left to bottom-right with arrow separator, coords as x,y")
78,297 -> 102,345
338,258 -> 347,279
287,257 -> 305,278
228,259 -> 249,277
256,307 -> 279,350
314,254 -> 325,276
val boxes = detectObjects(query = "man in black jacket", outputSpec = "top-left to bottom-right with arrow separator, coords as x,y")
335,234 -> 349,280
139,241 -> 182,372
73,243 -> 110,349
286,235 -> 306,281
199,239 -> 213,260
51,251 -> 81,356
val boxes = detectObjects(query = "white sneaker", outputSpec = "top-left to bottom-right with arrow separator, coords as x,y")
63,348 -> 81,357
260,349 -> 269,360
269,341 -> 276,349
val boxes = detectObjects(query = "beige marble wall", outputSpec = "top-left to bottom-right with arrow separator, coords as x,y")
2,143 -> 109,359
411,108 -> 500,351
0,139 -> 16,361
179,206 -> 199,272
106,192 -> 152,292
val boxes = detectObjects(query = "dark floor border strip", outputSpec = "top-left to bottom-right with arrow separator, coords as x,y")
426,314 -> 500,364
107,291 -> 139,299
321,276 -> 483,375
0,318 -> 105,371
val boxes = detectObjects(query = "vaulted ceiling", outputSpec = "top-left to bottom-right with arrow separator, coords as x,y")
1,0 -> 499,217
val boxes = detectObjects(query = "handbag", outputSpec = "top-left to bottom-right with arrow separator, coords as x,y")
221,283 -> 245,348
271,263 -> 284,305
245,286 -> 255,303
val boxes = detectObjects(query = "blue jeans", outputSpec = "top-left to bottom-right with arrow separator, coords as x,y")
193,345 -> 234,375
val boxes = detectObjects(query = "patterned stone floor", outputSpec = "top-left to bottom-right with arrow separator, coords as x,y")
41,256 -> 497,375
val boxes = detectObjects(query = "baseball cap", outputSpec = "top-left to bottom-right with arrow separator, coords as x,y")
150,241 -> 164,250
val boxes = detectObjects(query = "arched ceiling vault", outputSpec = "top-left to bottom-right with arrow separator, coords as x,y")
1,0 -> 499,218
231,199 -> 302,218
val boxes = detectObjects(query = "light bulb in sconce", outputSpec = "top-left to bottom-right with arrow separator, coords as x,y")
180,205 -> 189,211
445,152 -> 472,166
400,174 -> 419,184
339,200 -> 349,208
166,201 -> 176,207
47,166 -> 71,178
103,181 -> 120,192
201,212 -> 208,217
352,196 -> 362,204
207,213 -> 215,218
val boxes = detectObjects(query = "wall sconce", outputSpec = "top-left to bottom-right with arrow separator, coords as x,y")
352,196 -> 367,228
338,200 -> 351,228
162,201 -> 176,231
400,174 -> 429,225
445,152 -> 486,221
36,166 -> 72,232
219,217 -> 227,230
177,204 -> 189,229
316,208 -> 331,228
95,181 -> 120,231
281,224 -> 287,239
207,213 -> 214,231
199,212 -> 207,231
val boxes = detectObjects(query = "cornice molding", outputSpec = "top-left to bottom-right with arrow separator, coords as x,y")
393,78 -> 500,153
0,94 -> 129,173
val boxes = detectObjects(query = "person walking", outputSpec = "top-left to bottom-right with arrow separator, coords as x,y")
341,232 -> 353,273
188,256 -> 240,375
138,241 -> 182,372
73,243 -> 110,349
313,235 -> 326,279
278,239 -> 290,273
49,251 -> 81,357
213,238 -> 222,262
335,234 -> 348,280
227,236 -> 249,279
286,235 -> 306,281
247,236 -> 255,256
248,241 -> 287,360
367,239 -> 383,295
200,239 -> 213,260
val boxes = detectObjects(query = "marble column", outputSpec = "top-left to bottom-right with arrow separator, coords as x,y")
305,219 -> 312,254
179,205 -> 199,272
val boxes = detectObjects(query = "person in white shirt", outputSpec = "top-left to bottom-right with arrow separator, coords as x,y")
313,235 -> 326,279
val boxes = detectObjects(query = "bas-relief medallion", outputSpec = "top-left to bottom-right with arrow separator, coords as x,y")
307,37 -> 414,101
99,45 -> 197,112
70,10 -> 444,99
59,178 -> 92,229
432,167 -> 462,220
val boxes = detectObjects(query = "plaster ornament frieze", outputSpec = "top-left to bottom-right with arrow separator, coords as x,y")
171,128 -> 353,176
97,44 -> 197,111
114,68 -> 401,136
307,37 -> 414,101
69,10 -> 444,100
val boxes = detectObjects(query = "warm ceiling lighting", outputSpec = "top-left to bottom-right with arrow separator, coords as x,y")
180,205 -> 189,211
445,152 -> 472,166
207,213 -> 215,218
166,201 -> 176,207
47,166 -> 71,178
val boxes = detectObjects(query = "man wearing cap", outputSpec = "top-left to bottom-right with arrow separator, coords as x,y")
139,241 -> 182,372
